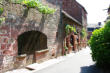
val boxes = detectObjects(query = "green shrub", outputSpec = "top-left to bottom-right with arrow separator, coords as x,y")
65,24 -> 77,35
89,20 -> 110,68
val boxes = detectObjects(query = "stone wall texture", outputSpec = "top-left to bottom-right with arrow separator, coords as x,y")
0,0 -> 63,72
0,0 -> 88,72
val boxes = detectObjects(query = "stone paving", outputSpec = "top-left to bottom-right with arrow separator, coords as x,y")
34,47 -> 101,73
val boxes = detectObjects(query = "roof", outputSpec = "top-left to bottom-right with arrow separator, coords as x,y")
62,10 -> 82,26
76,1 -> 87,14
87,24 -> 103,28
108,5 -> 110,12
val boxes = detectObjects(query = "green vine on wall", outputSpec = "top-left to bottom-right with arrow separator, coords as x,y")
0,17 -> 5,24
0,0 -> 6,24
81,28 -> 87,38
0,7 -> 5,25
65,24 -> 77,35
11,0 -> 56,14
0,8 -> 3,15
64,46 -> 68,51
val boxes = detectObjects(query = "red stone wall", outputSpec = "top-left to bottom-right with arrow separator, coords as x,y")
62,0 -> 82,24
46,0 -> 87,26
0,0 -> 61,72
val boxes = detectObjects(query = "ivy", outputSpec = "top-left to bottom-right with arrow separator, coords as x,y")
10,0 -> 23,4
64,46 -> 68,51
10,0 -> 56,14
64,46 -> 68,56
0,7 -> 5,25
73,27 -> 77,34
65,24 -> 77,35
0,8 -> 3,15
81,28 -> 87,38
0,17 -> 5,25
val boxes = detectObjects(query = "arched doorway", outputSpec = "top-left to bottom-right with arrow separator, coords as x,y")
17,31 -> 47,65
70,34 -> 76,51
70,35 -> 74,46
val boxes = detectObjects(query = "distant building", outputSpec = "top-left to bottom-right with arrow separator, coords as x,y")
87,22 -> 102,39
61,0 -> 88,54
107,5 -> 110,15
62,0 -> 87,28
105,5 -> 110,22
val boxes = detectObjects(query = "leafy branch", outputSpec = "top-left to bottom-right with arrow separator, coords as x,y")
65,24 -> 77,35
81,28 -> 87,38
0,17 -> 5,25
0,3 -> 4,6
10,0 -> 56,14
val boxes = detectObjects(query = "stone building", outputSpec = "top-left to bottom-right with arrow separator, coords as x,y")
0,0 -> 87,72
107,5 -> 110,15
61,0 -> 87,54
0,0 -> 62,72
105,5 -> 110,22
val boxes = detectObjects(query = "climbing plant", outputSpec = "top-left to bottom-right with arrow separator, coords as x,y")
0,17 -> 5,24
73,27 -> 77,34
0,8 -> 3,15
64,46 -> 68,51
65,24 -> 77,35
10,0 -> 56,14
0,7 -> 5,25
81,28 -> 87,38
64,46 -> 68,56
65,25 -> 71,35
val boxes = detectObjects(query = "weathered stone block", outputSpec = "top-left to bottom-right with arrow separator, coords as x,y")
1,44 -> 7,50
35,49 -> 49,63
14,54 -> 27,68
2,37 -> 9,44
3,50 -> 13,56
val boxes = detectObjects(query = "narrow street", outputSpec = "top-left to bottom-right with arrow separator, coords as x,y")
0,0 -> 110,73
6,47 -> 102,73
33,47 -> 100,73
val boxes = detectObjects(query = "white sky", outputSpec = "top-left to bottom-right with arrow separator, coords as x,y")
77,0 -> 110,24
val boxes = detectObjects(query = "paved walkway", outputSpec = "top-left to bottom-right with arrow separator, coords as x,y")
33,47 -> 100,73
6,47 -> 101,73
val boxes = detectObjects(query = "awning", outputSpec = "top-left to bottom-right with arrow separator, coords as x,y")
62,10 -> 82,26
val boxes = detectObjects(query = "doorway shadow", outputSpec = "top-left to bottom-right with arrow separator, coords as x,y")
80,64 -> 101,73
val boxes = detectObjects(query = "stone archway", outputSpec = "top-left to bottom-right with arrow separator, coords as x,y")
16,30 -> 48,68
17,31 -> 47,55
